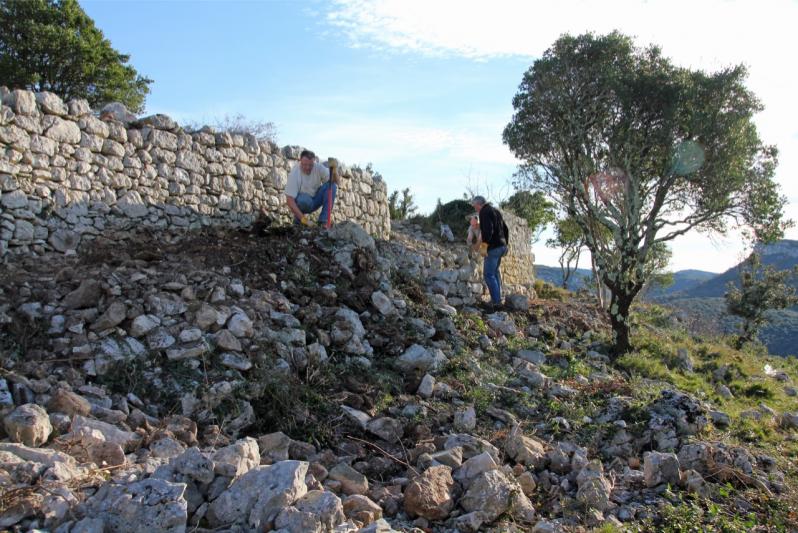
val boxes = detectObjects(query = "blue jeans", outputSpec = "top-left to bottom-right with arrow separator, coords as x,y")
294,182 -> 337,224
484,245 -> 507,305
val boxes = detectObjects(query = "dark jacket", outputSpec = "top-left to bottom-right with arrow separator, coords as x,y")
478,203 -> 508,251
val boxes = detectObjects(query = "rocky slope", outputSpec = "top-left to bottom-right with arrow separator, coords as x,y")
0,222 -> 796,532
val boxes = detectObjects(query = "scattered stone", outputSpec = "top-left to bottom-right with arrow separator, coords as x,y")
48,389 -> 91,417
341,405 -> 371,430
343,494 -> 383,524
517,471 -> 537,497
430,447 -> 463,469
710,410 -> 731,428
81,478 -> 188,532
716,384 -> 734,399
62,280 -> 102,309
215,329 -> 242,351
3,403 -> 52,447
779,412 -> 798,430
403,465 -> 455,520
453,451 -> 497,486
371,291 -> 395,315
505,425 -> 547,467
396,344 -> 447,374
90,301 -> 127,331
208,461 -> 308,528
227,313 -> 254,337
366,417 -> 404,443
643,451 -> 681,488
575,460 -> 613,511
70,415 -> 141,452
171,447 -> 215,484
417,374 -> 435,398
445,433 -> 500,462
130,314 -> 161,337
293,490 -> 346,530
460,469 -> 533,523
517,349 -> 546,365
328,463 -> 369,495
258,432 -> 291,463
505,293 -> 529,311
454,404 -> 477,431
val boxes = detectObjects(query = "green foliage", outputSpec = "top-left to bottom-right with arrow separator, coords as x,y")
503,31 -> 789,354
546,217 -> 585,289
725,252 -> 798,348
0,0 -> 152,113
533,278 -> 570,300
616,352 -> 670,380
500,190 -> 555,241
417,199 -> 474,240
738,382 -> 775,399
388,187 -> 418,221
652,493 -> 759,532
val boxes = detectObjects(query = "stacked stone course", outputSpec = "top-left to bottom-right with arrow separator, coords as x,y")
0,88 -> 390,257
0,87 -> 535,292
390,212 -> 537,303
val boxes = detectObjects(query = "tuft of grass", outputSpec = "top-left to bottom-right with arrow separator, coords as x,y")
616,352 -> 670,380
533,279 -> 570,301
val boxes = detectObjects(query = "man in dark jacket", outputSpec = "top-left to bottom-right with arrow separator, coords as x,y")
471,196 -> 508,309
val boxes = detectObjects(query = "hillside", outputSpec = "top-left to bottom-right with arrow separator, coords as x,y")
643,269 -> 718,300
535,265 -> 718,300
534,265 -> 592,291
1,224 -> 798,532
676,240 -> 798,299
649,240 -> 798,356
664,297 -> 798,358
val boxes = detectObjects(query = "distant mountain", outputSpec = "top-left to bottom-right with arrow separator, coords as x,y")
677,240 -> 798,299
665,297 -> 798,357
643,269 -> 717,300
535,265 -> 717,298
655,240 -> 798,357
534,264 -> 592,290
535,240 -> 798,356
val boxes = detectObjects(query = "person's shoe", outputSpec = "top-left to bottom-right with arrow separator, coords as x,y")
479,301 -> 497,313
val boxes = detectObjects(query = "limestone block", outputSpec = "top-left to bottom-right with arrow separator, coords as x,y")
7,89 -> 37,115
35,92 -> 68,116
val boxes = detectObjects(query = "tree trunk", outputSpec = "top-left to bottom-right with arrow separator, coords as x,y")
609,289 -> 637,356
591,256 -> 604,308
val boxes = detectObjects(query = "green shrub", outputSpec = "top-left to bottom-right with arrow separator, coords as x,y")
533,279 -> 569,300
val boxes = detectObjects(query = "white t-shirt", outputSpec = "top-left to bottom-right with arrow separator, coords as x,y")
284,162 -> 330,198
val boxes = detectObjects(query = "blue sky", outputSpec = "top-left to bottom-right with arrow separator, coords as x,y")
81,0 -> 798,272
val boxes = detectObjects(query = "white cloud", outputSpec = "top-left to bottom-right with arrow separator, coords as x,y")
325,0 -> 798,269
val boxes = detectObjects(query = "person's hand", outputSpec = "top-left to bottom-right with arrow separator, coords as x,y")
300,214 -> 314,226
479,243 -> 488,257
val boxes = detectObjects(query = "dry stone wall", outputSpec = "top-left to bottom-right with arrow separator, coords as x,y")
390,211 -> 537,304
501,211 -> 537,294
0,88 -> 390,258
0,87 -> 536,292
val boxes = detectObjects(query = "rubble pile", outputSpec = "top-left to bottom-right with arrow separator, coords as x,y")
0,222 -> 795,532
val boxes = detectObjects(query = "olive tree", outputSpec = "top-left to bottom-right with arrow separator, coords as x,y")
726,253 -> 798,348
503,32 -> 789,355
501,190 -> 556,243
0,0 -> 152,112
547,217 -> 584,290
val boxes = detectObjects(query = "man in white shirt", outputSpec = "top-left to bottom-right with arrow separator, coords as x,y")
284,149 -> 339,225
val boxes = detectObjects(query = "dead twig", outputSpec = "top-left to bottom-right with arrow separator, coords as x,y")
346,435 -> 419,477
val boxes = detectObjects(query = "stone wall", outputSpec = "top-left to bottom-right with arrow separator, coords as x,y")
0,88 -> 390,257
389,211 -> 536,305
501,211 -> 537,295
